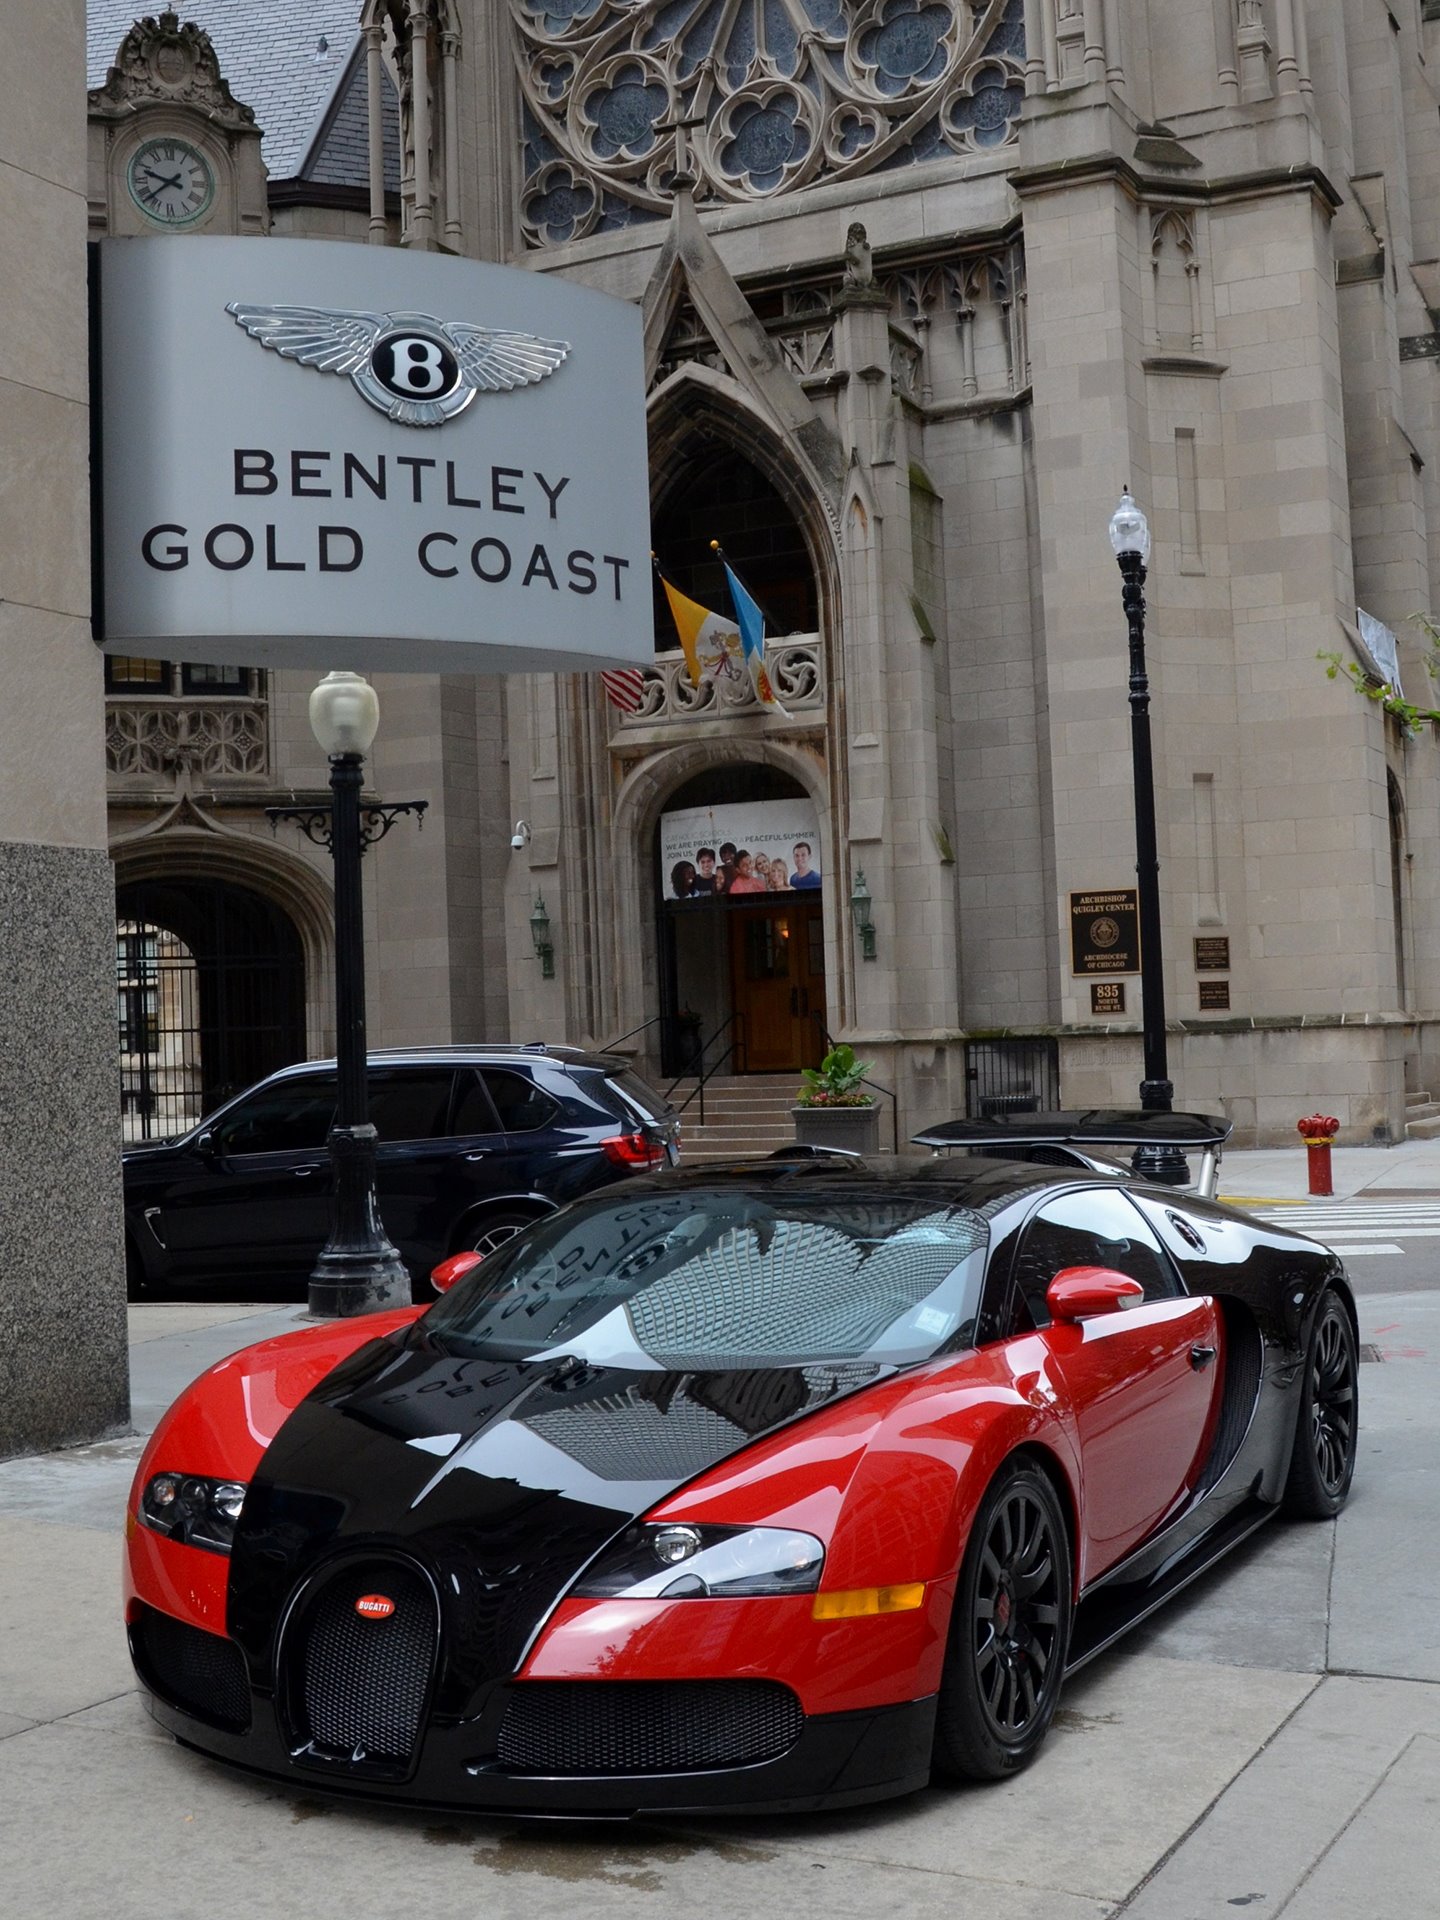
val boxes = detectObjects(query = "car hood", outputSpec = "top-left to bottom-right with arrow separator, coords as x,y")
121,1137 -> 187,1167
226,1327 -> 887,1716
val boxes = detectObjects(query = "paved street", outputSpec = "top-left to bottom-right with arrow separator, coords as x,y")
1,1144 -> 1434,1918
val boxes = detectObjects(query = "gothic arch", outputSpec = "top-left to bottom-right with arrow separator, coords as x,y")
607,734 -> 834,1052
647,362 -> 843,620
110,824 -> 335,1055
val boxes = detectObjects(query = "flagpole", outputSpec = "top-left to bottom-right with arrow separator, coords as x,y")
711,541 -> 789,715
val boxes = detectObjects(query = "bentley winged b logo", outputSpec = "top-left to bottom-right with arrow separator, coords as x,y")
224,302 -> 570,427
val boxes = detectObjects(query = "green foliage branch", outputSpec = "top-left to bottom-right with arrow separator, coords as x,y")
1318,614 -> 1440,735
796,1043 -> 876,1108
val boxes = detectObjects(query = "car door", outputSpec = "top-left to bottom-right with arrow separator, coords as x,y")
158,1073 -> 336,1277
367,1066 -> 462,1270
1010,1187 -> 1224,1579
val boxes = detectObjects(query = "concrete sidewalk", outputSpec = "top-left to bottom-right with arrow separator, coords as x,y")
0,1273 -> 1431,1917
1217,1135 -> 1440,1204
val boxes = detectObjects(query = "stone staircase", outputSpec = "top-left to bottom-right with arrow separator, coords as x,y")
1406,1089 -> 1440,1140
672,1074 -> 800,1162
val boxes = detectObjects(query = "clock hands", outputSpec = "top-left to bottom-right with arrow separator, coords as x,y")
139,166 -> 186,197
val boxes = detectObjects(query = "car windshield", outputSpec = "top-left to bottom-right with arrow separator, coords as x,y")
421,1188 -> 989,1370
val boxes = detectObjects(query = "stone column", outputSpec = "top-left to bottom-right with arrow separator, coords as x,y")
365,20 -> 387,243
405,0 -> 434,249
1,0 -> 128,1453
831,271 -> 961,1047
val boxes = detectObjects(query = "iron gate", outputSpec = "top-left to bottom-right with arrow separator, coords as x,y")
116,879 -> 306,1141
964,1038 -> 1060,1120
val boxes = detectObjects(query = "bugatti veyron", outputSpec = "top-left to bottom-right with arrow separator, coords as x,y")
123,1114 -> 1358,1815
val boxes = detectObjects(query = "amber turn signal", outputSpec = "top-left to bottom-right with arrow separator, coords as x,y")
811,1583 -> 925,1620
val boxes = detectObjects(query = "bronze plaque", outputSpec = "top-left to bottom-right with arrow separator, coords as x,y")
1091,980 -> 1126,1016
1194,936 -> 1231,973
1198,979 -> 1231,1011
1070,889 -> 1140,976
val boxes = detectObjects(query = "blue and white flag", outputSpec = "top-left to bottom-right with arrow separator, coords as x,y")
720,558 -> 789,714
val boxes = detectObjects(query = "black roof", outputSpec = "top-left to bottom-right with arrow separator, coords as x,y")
618,1152 -> 1067,1211
911,1109 -> 1231,1150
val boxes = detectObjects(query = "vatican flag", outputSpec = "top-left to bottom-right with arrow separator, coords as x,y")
660,577 -> 744,688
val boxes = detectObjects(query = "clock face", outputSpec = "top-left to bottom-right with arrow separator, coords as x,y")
127,137 -> 214,227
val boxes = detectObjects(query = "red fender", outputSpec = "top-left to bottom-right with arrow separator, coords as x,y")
124,1308 -> 422,1631
523,1348 -> 1083,1716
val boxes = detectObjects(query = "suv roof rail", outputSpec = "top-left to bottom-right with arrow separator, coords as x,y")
910,1109 -> 1231,1151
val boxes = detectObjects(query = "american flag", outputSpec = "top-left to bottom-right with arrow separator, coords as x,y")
600,667 -> 646,713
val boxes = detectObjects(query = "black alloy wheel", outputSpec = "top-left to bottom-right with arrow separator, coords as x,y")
126,1236 -> 165,1302
463,1210 -> 538,1260
933,1457 -> 1072,1782
1283,1290 -> 1359,1519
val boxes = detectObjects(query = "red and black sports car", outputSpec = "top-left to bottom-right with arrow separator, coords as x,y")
123,1118 -> 1358,1816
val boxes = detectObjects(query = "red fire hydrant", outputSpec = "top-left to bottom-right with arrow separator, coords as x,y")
1298,1114 -> 1340,1197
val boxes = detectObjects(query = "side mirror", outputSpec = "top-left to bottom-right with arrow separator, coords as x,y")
430,1250 -> 484,1295
193,1129 -> 218,1157
1046,1266 -> 1146,1323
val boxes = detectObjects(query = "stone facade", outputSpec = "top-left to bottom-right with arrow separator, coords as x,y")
2,0 -> 129,1454
75,1 -> 1440,1152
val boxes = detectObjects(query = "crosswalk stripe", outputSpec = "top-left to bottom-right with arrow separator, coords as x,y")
1323,1245 -> 1403,1257
1259,1221 -> 1440,1236
1252,1210 -> 1440,1219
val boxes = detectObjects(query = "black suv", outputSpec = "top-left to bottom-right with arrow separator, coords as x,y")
121,1045 -> 679,1299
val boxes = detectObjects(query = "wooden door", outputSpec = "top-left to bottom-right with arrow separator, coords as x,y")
729,901 -> 826,1073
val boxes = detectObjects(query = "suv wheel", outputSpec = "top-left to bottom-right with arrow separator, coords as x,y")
459,1209 -> 540,1260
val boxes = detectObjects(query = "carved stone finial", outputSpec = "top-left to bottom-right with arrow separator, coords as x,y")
88,10 -> 259,131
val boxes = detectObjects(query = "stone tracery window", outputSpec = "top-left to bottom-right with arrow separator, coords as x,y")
514,0 -> 1027,246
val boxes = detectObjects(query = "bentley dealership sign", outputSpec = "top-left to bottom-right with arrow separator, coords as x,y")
93,237 -> 651,673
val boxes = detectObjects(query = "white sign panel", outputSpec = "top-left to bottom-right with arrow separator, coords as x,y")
96,236 -> 652,673
660,800 -> 823,900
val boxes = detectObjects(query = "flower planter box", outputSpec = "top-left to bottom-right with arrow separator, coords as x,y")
792,1103 -> 881,1156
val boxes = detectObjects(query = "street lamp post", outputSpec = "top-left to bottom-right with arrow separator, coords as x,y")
1108,493 -> 1189,1185
267,672 -> 428,1315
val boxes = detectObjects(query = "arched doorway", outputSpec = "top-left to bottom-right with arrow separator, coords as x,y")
114,877 -> 306,1138
657,765 -> 827,1077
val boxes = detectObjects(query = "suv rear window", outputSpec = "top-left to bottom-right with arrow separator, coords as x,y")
601,1067 -> 672,1122
482,1068 -> 558,1132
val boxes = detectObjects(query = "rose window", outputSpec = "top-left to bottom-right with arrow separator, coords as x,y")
513,0 -> 1027,241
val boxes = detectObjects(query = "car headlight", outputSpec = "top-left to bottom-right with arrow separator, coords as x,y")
139,1473 -> 248,1555
573,1523 -> 824,1600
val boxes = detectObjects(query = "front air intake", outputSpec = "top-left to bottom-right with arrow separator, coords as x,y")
497,1679 -> 804,1775
286,1560 -> 437,1770
130,1604 -> 251,1733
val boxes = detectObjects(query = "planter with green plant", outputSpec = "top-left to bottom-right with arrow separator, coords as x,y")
792,1044 -> 882,1153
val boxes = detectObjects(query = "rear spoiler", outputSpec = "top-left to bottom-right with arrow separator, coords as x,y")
910,1110 -> 1232,1200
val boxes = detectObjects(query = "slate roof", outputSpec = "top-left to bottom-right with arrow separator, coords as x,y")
309,45 -> 401,191
86,2 -> 379,184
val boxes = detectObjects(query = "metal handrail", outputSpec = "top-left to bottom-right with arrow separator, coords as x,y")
666,1011 -> 743,1128
598,1012 -> 669,1054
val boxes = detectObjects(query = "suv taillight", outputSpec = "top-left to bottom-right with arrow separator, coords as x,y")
601,1130 -> 668,1170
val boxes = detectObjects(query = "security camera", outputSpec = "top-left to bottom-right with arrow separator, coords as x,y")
510,820 -> 531,850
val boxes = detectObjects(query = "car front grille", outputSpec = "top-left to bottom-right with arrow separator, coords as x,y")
289,1561 -> 437,1767
130,1603 -> 251,1732
497,1680 -> 805,1775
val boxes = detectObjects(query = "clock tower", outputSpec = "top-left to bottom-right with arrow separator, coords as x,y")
87,9 -> 266,238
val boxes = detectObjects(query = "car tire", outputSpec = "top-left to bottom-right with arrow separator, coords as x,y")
125,1236 -> 165,1302
1283,1290 -> 1359,1520
933,1457 -> 1073,1783
455,1208 -> 541,1261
